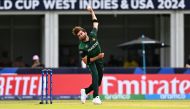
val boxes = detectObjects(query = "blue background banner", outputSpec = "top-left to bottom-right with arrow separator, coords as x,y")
0,0 -> 190,11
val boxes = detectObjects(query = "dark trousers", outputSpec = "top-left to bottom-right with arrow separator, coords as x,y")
85,61 -> 104,98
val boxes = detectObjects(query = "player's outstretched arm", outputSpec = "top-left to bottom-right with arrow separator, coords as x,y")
87,6 -> 99,30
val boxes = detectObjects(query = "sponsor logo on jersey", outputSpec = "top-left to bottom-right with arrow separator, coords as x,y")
88,41 -> 99,52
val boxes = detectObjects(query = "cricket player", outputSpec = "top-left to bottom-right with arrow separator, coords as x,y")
72,6 -> 104,105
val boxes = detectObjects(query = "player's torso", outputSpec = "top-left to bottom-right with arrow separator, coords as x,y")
80,37 -> 101,58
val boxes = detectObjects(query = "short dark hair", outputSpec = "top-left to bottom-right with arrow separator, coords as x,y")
72,26 -> 86,36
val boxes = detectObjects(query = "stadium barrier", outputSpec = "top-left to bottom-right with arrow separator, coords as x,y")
0,68 -> 190,100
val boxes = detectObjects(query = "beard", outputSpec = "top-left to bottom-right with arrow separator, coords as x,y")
80,35 -> 87,41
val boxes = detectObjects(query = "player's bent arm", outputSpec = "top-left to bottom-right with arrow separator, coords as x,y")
81,56 -> 98,64
82,53 -> 104,64
89,55 -> 100,62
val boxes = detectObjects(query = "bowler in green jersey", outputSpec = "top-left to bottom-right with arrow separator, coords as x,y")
72,6 -> 104,105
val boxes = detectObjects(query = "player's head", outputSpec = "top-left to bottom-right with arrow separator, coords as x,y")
72,26 -> 87,41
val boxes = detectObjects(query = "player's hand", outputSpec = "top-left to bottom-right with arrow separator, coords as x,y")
87,5 -> 93,12
98,53 -> 104,59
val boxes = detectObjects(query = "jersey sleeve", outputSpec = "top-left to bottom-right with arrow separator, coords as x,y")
89,28 -> 98,38
79,49 -> 87,58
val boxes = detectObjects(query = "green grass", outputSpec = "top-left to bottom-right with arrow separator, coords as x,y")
0,100 -> 190,109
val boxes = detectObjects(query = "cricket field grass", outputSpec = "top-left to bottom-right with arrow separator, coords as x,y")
0,100 -> 189,109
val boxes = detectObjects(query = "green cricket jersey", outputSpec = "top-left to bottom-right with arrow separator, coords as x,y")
79,28 -> 102,64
